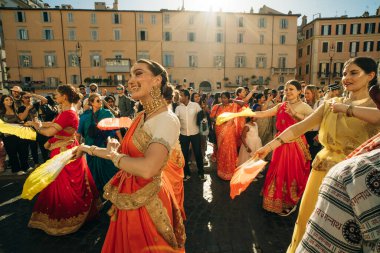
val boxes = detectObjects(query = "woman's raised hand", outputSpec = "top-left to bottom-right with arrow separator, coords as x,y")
253,145 -> 272,160
107,137 -> 120,153
329,101 -> 348,114
284,102 -> 296,116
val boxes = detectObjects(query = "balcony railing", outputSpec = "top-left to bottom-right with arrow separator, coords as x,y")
105,58 -> 131,73
271,68 -> 296,75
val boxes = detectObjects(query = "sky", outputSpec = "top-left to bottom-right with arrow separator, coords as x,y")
45,0 -> 379,24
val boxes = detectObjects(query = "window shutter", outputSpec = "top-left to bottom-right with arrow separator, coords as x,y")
365,23 -> 369,33
358,24 -> 361,34
370,41 -> 374,51
328,25 -> 331,35
350,24 -> 353,34
356,42 -> 359,52
343,24 -> 346,35
335,24 -> 339,35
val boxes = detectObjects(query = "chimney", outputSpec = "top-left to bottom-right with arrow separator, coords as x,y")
376,6 -> 380,16
301,15 -> 307,26
362,11 -> 369,17
113,0 -> 118,10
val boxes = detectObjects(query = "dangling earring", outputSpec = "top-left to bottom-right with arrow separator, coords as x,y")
150,85 -> 161,99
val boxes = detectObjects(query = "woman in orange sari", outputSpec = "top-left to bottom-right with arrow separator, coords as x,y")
76,59 -> 186,253
210,91 -> 238,180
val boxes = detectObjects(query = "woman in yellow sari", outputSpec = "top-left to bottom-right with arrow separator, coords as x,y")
75,59 -> 185,252
255,57 -> 380,252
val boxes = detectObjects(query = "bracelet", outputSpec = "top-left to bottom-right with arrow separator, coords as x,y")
346,104 -> 354,117
88,145 -> 96,156
111,151 -> 127,168
267,142 -> 273,152
275,137 -> 285,145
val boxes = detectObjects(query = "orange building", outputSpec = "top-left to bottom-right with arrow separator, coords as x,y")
0,5 -> 299,92
296,9 -> 380,86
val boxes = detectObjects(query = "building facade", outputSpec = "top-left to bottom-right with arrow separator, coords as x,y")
296,11 -> 380,86
0,7 -> 299,92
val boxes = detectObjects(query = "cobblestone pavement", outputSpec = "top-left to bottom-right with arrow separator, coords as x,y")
0,156 -> 297,253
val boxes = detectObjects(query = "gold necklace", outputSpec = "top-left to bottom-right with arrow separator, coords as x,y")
343,97 -> 370,106
141,97 -> 167,116
289,100 -> 301,105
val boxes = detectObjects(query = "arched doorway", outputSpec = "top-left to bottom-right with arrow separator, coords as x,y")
199,81 -> 212,92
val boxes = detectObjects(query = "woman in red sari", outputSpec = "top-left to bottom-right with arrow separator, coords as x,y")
252,80 -> 314,215
210,91 -> 239,180
26,84 -> 100,235
76,59 -> 186,252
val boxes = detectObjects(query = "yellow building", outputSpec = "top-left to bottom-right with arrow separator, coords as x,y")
0,6 -> 299,92
296,10 -> 380,86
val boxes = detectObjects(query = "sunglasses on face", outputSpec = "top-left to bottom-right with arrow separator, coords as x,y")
116,88 -> 123,90
93,99 -> 101,103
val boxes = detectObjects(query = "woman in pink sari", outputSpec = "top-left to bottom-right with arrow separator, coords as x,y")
76,59 -> 185,252
26,84 -> 100,235
210,91 -> 239,180
252,80 -> 314,215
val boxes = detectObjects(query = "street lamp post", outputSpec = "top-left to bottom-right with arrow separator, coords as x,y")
75,42 -> 82,85
328,44 -> 335,85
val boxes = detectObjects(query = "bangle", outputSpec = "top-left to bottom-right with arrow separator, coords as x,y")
111,151 -> 127,168
267,142 -> 273,152
88,145 -> 96,156
275,137 -> 285,145
346,105 -> 354,117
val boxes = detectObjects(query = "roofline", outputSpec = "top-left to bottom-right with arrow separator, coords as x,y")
0,7 -> 301,16
304,14 -> 380,26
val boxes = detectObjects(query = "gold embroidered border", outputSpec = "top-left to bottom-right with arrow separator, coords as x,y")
28,211 -> 88,236
295,137 -> 312,161
103,177 -> 161,210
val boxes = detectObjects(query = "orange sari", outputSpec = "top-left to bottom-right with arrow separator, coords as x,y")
102,113 -> 186,253
211,103 -> 238,180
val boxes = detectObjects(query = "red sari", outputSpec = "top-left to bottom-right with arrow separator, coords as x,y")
28,110 -> 100,235
102,113 -> 186,253
211,103 -> 238,180
262,103 -> 311,213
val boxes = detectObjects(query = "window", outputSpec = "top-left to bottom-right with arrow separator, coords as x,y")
68,53 -> 78,67
280,35 -> 286,44
305,64 -> 309,74
91,54 -> 101,67
378,41 -> 380,51
214,55 -> 224,67
335,24 -> 346,35
235,55 -> 246,68
238,17 -> 244,27
349,41 -> 360,54
67,13 -> 73,23
216,32 -> 223,43
19,55 -> 32,67
151,15 -> 156,24
278,57 -> 286,68
71,75 -> 78,84
43,29 -> 54,40
318,62 -> 329,77
163,53 -> 173,67
164,14 -> 170,25
189,15 -> 194,25
216,16 -> 222,27
68,29 -> 76,40
363,41 -> 374,52
236,75 -> 244,85
90,13 -> 96,24
334,42 -> 342,52
114,30 -> 121,40
113,13 -> 121,24
259,34 -> 265,44
163,31 -> 171,41
256,56 -> 267,68
298,48 -> 303,58
333,62 -> 344,77
322,42 -> 329,53
91,30 -> 98,40
42,11 -> 51,22
188,32 -> 195,42
237,33 -> 244,43
258,17 -> 266,28
278,76 -> 285,84
307,45 -> 311,55
364,23 -> 375,34
16,11 -> 26,22
280,19 -> 288,29
188,55 -> 198,67
138,14 -> 144,24
47,77 -> 59,87
139,30 -> 147,41
321,25 -> 331,35
45,54 -> 56,67
350,23 -> 361,34
18,29 -> 28,40
137,51 -> 150,60
298,66 -> 302,76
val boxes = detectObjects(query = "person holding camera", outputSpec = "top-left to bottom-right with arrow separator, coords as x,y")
18,91 -> 49,165
77,93 -> 119,191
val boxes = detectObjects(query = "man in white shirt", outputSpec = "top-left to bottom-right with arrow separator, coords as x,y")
175,89 -> 205,181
